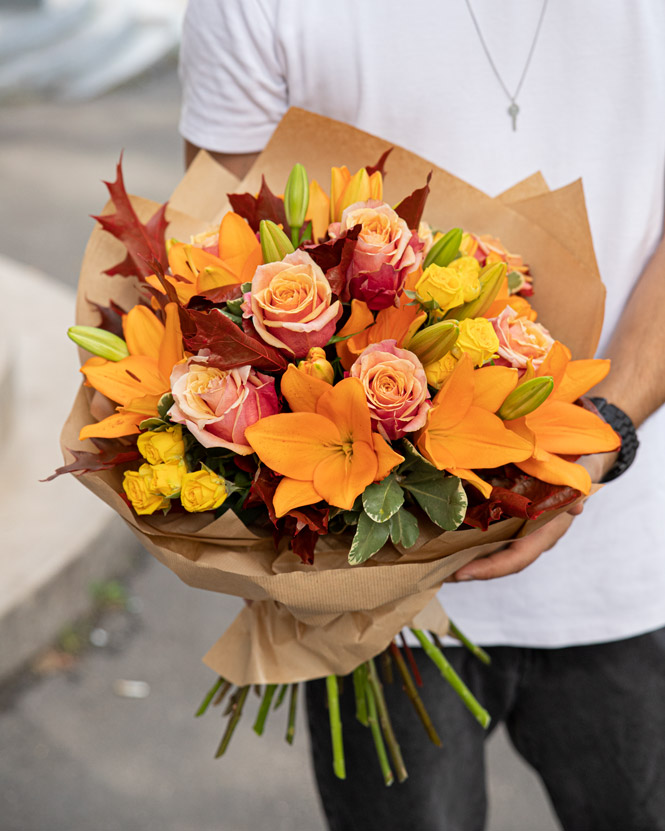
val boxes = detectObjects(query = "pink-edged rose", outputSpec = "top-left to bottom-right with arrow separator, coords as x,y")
491,305 -> 555,370
350,339 -> 431,440
169,354 -> 279,454
328,200 -> 424,311
243,249 -> 342,358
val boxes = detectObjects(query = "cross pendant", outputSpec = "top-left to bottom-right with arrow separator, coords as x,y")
508,101 -> 519,131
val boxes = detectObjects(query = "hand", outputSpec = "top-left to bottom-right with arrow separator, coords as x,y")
446,451 -> 617,583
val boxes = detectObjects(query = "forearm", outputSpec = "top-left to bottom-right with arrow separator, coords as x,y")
184,139 -> 260,178
592,225 -> 665,427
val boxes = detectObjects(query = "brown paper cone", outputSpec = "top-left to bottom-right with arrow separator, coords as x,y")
61,108 -> 606,685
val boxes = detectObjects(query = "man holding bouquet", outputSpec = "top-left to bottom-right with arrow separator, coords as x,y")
178,1 -> 665,828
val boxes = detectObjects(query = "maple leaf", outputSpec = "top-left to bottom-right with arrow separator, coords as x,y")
365,147 -> 393,178
394,172 -> 432,230
305,225 -> 361,297
179,307 -> 288,372
43,438 -> 139,482
228,176 -> 287,233
86,297 -> 129,338
92,157 -> 169,280
186,284 -> 244,311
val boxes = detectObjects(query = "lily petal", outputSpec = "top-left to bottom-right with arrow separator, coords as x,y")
123,305 -> 164,361
525,400 -> 620,455
79,410 -> 143,440
554,358 -> 611,403
81,355 -> 166,405
517,452 -> 592,495
313,439 -> 377,509
273,477 -> 322,517
373,433 -> 405,481
281,364 -> 330,413
316,377 -> 373,446
473,365 -> 519,412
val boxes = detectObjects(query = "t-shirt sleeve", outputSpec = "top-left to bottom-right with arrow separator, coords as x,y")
178,0 -> 288,153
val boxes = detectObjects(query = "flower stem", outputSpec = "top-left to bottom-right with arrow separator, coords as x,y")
195,676 -> 224,717
285,683 -> 299,745
353,664 -> 369,726
273,683 -> 289,710
253,684 -> 277,735
448,619 -> 491,665
213,680 -> 232,707
411,629 -> 491,729
326,675 -> 346,780
215,685 -> 249,757
399,632 -> 423,686
365,678 -> 394,786
367,658 -> 408,783
389,641 -> 441,747
291,227 -> 300,248
380,649 -> 394,685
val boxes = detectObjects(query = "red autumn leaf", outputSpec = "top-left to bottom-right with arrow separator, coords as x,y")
394,172 -> 432,230
86,297 -> 129,338
91,157 -> 169,280
244,465 -> 281,525
43,441 -> 140,482
186,284 -> 244,311
365,148 -> 393,178
179,307 -> 288,372
289,524 -> 319,565
228,176 -> 288,233
305,224 -> 361,297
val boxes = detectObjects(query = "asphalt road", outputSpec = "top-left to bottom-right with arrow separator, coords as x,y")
0,62 -> 560,831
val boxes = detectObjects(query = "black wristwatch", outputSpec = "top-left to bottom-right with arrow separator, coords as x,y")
588,397 -> 639,482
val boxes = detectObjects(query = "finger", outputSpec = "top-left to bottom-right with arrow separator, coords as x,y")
450,513 -> 575,581
567,501 -> 584,516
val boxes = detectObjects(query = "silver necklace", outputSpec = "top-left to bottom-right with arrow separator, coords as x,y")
463,0 -> 549,131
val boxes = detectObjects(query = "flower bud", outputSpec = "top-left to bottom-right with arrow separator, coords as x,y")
68,326 -> 130,361
284,163 -> 310,231
259,219 -> 295,263
498,376 -> 554,420
423,227 -> 463,269
406,320 -> 459,365
297,346 -> 335,385
445,262 -> 506,321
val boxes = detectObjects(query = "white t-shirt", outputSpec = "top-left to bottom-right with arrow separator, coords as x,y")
179,0 -> 665,647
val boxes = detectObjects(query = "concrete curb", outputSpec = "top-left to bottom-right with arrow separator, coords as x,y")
0,255 -> 141,681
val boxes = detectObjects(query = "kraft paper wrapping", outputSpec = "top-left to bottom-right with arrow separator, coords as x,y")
61,109 -> 606,685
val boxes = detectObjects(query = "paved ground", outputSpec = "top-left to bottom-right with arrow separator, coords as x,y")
0,62 -> 560,830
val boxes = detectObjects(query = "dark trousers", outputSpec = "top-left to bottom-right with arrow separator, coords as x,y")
306,627 -> 665,831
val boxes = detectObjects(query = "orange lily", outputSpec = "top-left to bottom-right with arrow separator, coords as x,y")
79,302 -> 184,439
330,165 -> 383,223
336,299 -> 426,370
504,342 -> 620,494
306,179 -> 330,242
146,212 -> 261,304
416,354 -> 533,495
244,375 -> 404,514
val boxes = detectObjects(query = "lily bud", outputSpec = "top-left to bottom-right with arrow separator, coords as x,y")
423,227 -> 463,269
284,163 -> 310,231
338,167 -> 371,215
445,262 -> 506,321
297,347 -> 335,385
259,219 -> 295,263
406,320 -> 459,365
68,326 -> 130,361
498,376 -> 554,420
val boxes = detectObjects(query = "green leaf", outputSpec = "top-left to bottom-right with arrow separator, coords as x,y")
507,270 -> 524,292
157,393 -> 174,419
348,512 -> 391,565
343,510 -> 360,526
400,464 -> 468,531
389,508 -> 420,548
398,439 -> 438,472
362,474 -> 404,523
138,417 -> 168,431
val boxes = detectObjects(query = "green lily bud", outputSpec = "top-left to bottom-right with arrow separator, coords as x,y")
423,227 -> 463,269
498,376 -> 554,420
284,163 -> 310,232
259,219 -> 295,263
445,262 -> 506,321
406,320 -> 459,365
68,326 -> 130,361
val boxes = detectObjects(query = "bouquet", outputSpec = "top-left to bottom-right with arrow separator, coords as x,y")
54,109 -> 619,784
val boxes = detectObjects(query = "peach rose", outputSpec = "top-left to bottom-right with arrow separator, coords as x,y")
490,305 -> 555,370
328,200 -> 424,310
350,339 -> 431,440
244,249 -> 342,358
169,355 -> 279,454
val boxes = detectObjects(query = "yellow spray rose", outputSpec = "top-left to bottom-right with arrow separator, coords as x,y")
297,346 -> 335,385
137,425 -> 185,465
150,461 -> 187,498
123,464 -> 170,515
452,318 -> 499,367
416,257 -> 480,312
180,469 -> 227,513
424,353 -> 458,389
